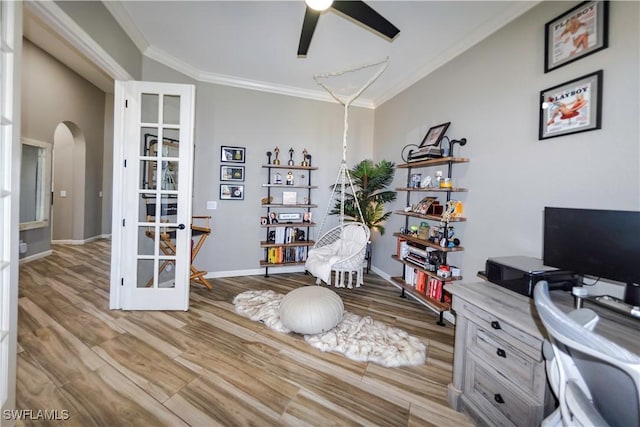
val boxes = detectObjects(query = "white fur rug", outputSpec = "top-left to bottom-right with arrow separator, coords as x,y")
233,289 -> 426,368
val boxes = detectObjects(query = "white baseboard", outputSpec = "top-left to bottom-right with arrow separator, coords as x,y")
19,250 -> 53,264
205,265 -> 306,279
52,234 -> 111,245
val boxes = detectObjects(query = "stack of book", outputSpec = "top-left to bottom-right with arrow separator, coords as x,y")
266,246 -> 307,264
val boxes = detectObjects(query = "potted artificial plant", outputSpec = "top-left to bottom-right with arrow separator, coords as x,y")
331,159 -> 397,269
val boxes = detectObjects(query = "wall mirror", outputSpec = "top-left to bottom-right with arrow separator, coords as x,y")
20,137 -> 52,230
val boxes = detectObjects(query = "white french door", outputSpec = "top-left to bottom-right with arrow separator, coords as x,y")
111,81 -> 195,311
0,1 -> 20,421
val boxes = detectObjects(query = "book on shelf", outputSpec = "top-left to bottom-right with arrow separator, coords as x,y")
427,277 -> 443,300
264,246 -> 307,264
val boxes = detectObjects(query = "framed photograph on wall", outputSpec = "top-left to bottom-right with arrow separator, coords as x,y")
544,1 -> 609,73
539,70 -> 602,140
220,146 -> 245,163
220,165 -> 244,182
220,184 -> 244,200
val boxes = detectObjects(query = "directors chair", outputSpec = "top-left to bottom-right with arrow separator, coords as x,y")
145,199 -> 213,290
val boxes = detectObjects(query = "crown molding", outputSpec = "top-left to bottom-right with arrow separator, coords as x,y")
373,1 -> 540,106
24,1 -> 132,81
102,1 -> 149,53
144,45 -> 375,109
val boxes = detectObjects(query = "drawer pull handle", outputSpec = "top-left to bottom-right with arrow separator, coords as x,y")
496,348 -> 506,358
491,321 -> 501,330
494,393 -> 505,404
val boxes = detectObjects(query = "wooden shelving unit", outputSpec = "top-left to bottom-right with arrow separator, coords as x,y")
391,156 -> 469,325
260,164 -> 317,276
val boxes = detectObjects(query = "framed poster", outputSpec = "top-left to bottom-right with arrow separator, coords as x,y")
544,1 -> 609,73
539,70 -> 602,140
220,165 -> 244,182
220,184 -> 244,200
220,146 -> 245,163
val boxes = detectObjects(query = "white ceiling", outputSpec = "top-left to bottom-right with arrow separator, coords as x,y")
26,1 -> 539,108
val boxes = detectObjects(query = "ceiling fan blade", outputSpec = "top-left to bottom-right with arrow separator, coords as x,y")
331,0 -> 400,40
298,7 -> 321,57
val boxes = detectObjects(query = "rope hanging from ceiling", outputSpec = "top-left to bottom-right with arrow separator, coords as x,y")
313,57 -> 390,234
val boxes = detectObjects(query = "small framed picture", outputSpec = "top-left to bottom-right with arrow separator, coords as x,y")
544,1 -> 609,73
539,70 -> 602,140
220,146 -> 245,163
419,122 -> 450,147
220,184 -> 244,200
220,165 -> 244,182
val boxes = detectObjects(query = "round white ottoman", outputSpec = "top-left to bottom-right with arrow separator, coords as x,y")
279,286 -> 344,335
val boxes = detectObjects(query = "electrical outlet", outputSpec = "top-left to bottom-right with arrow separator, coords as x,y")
207,201 -> 217,210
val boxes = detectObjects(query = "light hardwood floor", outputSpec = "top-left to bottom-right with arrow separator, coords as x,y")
16,239 -> 473,426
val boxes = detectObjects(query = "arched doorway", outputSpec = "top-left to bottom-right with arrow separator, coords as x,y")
51,121 -> 86,242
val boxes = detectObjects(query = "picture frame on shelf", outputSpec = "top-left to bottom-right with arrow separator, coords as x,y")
220,184 -> 244,200
220,145 -> 245,163
220,165 -> 244,182
544,1 -> 609,73
539,70 -> 602,140
282,191 -> 297,205
419,122 -> 450,148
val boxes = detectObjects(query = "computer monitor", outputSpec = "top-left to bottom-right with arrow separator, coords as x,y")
543,207 -> 640,306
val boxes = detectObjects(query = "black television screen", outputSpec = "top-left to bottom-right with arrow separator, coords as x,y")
543,207 -> 640,285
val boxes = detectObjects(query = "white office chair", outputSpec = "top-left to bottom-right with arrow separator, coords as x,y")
534,281 -> 640,427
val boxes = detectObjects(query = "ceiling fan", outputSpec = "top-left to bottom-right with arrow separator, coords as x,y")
298,0 -> 400,57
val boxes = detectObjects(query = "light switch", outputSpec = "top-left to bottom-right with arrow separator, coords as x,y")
206,201 -> 217,210
60,190 -> 67,197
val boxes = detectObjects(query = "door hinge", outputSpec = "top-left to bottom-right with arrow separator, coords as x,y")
122,219 -> 125,227
125,99 -> 128,108
123,159 -> 127,167
121,278 -> 124,286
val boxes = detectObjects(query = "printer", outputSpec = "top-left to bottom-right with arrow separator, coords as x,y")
484,256 -> 575,297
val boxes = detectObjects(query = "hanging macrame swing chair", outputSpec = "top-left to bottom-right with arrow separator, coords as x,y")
305,58 -> 389,289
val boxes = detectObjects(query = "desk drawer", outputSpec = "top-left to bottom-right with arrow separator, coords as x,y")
466,322 -> 546,397
464,354 -> 543,427
457,299 -> 543,360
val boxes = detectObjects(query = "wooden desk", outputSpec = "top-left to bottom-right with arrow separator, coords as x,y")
444,281 -> 639,427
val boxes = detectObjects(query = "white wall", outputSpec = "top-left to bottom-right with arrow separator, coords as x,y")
373,1 -> 640,298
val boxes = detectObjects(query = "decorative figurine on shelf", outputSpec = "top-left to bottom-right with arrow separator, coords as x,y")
435,170 -> 443,186
421,175 -> 433,188
274,172 -> 282,184
286,171 -> 294,185
305,154 -> 312,167
273,146 -> 280,165
288,147 -> 295,166
301,149 -> 309,166
266,151 -> 272,165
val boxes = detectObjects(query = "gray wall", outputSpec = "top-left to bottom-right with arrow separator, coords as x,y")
142,57 -> 375,275
20,39 -> 106,257
196,83 -> 373,275
55,0 -> 142,80
373,1 -> 639,297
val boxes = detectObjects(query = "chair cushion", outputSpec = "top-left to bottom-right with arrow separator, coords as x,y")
279,286 -> 344,335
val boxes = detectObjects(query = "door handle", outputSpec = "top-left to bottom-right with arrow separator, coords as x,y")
178,224 -> 186,230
